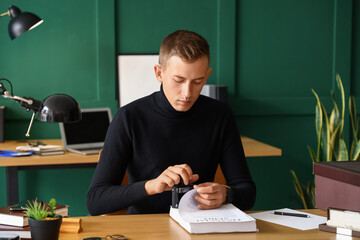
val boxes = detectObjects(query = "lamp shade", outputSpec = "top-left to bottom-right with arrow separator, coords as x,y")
8,5 -> 43,40
38,94 -> 81,122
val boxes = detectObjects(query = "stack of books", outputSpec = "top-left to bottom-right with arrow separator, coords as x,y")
313,161 -> 360,212
0,201 -> 69,239
16,144 -> 65,156
319,207 -> 360,237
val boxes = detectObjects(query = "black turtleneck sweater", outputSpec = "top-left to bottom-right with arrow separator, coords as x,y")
87,88 -> 256,215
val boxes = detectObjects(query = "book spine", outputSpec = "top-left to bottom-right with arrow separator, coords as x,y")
0,214 -> 27,227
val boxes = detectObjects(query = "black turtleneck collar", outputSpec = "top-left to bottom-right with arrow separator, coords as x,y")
153,84 -> 201,118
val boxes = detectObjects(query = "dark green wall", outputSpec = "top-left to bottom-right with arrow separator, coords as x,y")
0,0 -> 358,216
0,0 -> 117,216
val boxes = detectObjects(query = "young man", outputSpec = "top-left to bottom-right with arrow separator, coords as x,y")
87,30 -> 256,215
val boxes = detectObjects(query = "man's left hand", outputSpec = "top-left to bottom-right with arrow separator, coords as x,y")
193,182 -> 226,210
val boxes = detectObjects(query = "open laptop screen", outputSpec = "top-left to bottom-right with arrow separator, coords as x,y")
59,108 -> 112,149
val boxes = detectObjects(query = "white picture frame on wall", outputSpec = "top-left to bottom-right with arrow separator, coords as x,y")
118,55 -> 160,107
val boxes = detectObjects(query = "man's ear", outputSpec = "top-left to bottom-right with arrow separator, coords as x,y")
204,68 -> 212,84
154,65 -> 163,83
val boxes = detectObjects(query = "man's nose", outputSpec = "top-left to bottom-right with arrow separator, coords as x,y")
181,82 -> 192,98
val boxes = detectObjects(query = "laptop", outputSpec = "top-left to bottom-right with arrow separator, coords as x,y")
59,108 -> 112,155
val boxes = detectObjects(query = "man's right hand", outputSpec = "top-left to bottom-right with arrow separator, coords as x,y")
144,164 -> 199,195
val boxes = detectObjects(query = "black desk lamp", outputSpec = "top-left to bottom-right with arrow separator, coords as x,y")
0,78 -> 81,137
1,6 -> 80,136
0,5 -> 43,39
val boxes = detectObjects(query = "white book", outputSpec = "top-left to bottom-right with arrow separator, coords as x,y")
0,231 -> 30,239
326,208 -> 360,231
0,225 -> 31,239
169,189 -> 257,234
0,203 -> 68,227
16,144 -> 63,152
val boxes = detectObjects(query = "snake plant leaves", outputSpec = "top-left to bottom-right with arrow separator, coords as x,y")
349,96 -> 359,142
320,104 -> 331,162
292,74 -> 359,209
307,146 -> 316,163
352,139 -> 360,161
329,107 -> 341,161
336,74 -> 346,124
290,170 -> 308,209
329,102 -> 340,135
336,74 -> 345,139
312,89 -> 328,162
330,124 -> 341,161
337,139 -> 348,161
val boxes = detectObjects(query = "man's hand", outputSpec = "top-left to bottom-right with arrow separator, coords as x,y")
193,182 -> 227,210
145,164 -> 199,195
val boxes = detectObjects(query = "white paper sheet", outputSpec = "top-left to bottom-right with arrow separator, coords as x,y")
249,208 -> 327,230
178,189 -> 254,223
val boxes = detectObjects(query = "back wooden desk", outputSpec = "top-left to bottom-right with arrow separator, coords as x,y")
0,137 -> 281,205
59,209 -> 342,240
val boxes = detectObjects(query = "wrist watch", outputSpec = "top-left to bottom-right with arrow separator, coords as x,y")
224,185 -> 234,203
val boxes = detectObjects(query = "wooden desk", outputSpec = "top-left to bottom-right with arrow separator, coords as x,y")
59,209 -> 341,240
241,136 -> 281,157
0,137 -> 281,205
0,140 -> 99,205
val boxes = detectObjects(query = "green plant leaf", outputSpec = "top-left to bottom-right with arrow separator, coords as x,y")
352,139 -> 360,161
350,140 -> 355,161
329,106 -> 340,135
22,198 -> 49,221
330,124 -> 341,161
337,139 -> 349,161
312,89 -> 327,162
48,198 -> 57,218
336,74 -> 345,138
290,170 -> 308,209
307,146 -> 316,163
314,103 -> 322,140
349,96 -> 359,142
319,103 -> 331,161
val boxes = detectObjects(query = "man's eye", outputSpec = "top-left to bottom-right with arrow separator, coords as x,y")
174,78 -> 184,83
194,80 -> 203,85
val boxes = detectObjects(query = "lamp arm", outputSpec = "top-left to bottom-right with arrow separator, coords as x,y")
0,79 -> 43,137
5,94 -> 42,112
4,94 -> 33,105
0,81 -> 42,112
0,10 -> 10,17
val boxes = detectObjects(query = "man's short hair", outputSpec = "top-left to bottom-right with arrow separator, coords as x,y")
159,30 -> 210,68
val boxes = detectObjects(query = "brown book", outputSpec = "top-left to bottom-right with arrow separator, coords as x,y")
313,161 -> 360,211
313,161 -> 360,186
0,202 -> 68,227
0,224 -> 31,239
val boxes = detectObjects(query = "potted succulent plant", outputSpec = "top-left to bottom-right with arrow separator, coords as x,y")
22,198 -> 62,240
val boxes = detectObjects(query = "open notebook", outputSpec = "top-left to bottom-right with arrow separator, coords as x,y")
59,108 -> 112,155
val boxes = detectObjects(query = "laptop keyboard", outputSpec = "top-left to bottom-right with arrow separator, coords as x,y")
67,147 -> 102,155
